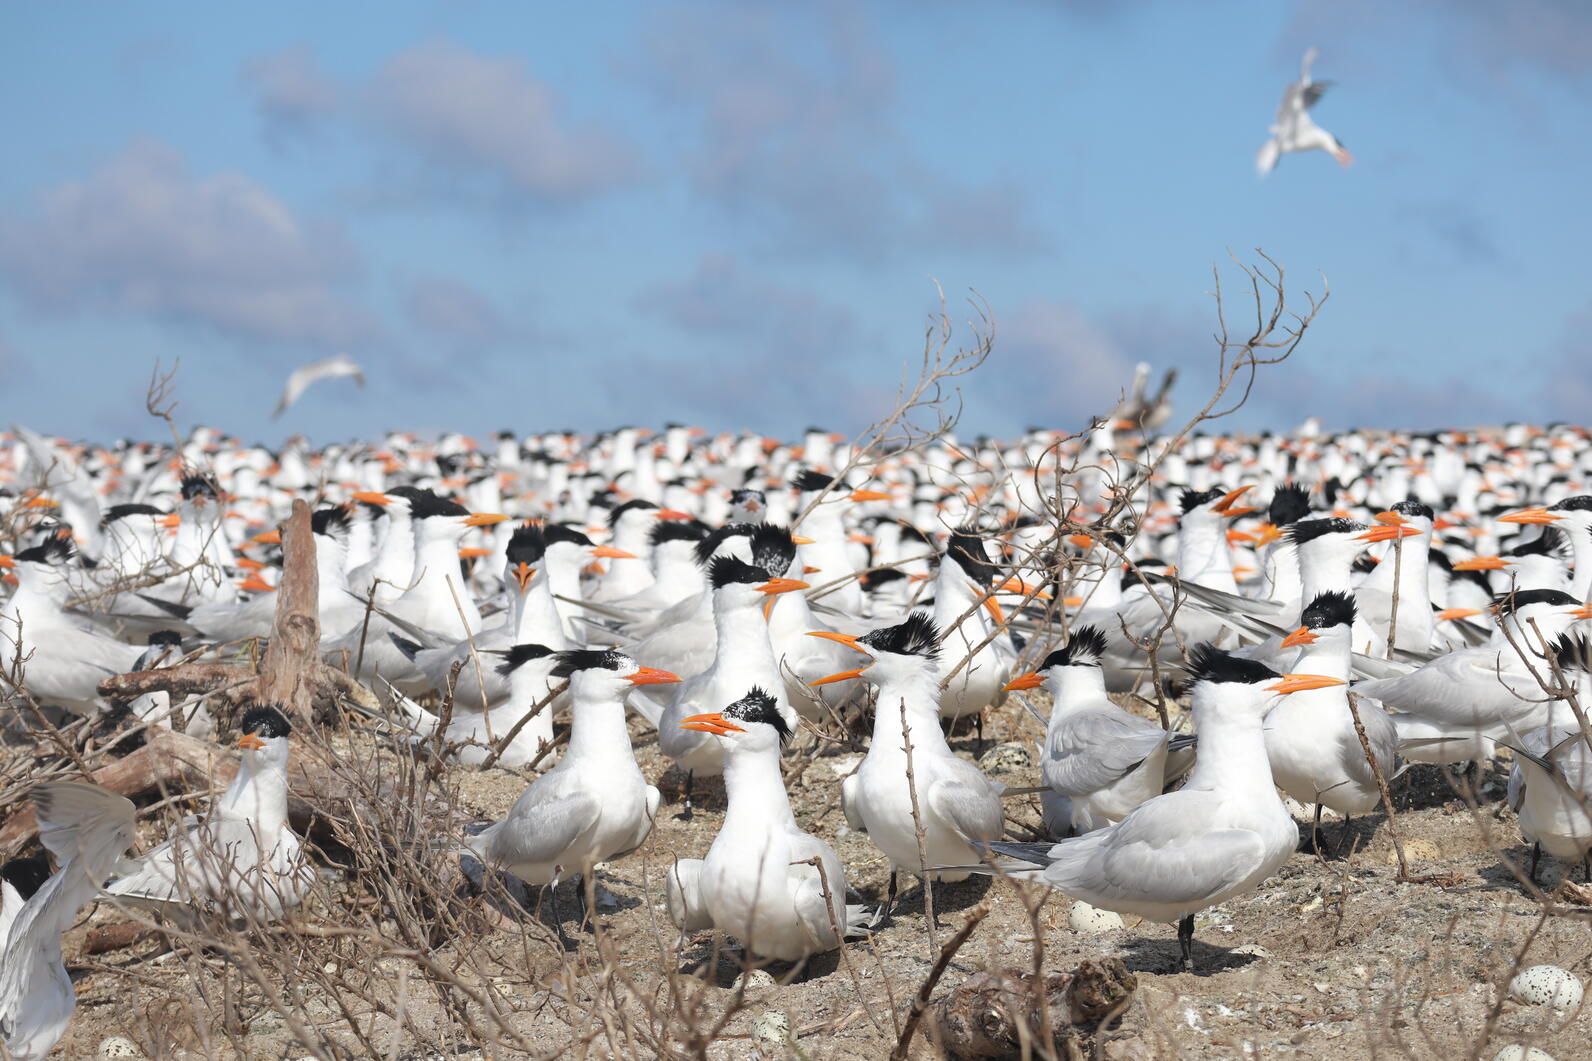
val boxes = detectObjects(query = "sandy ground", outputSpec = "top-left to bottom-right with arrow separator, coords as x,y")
41,689 -> 1592,1060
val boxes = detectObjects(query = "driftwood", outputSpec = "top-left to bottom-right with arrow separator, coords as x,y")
94,499 -> 382,719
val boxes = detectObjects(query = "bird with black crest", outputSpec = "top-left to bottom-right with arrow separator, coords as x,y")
667,686 -> 871,962
791,469 -> 889,619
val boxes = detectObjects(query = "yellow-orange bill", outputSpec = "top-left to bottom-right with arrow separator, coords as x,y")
1267,673 -> 1347,694
627,667 -> 681,686
463,512 -> 510,527
591,544 -> 637,560
238,734 -> 267,751
757,578 -> 809,595
1003,672 -> 1043,692
808,668 -> 865,687
1435,607 -> 1481,622
792,534 -> 817,545
679,712 -> 745,735
1279,626 -> 1317,649
1498,507 -> 1560,525
1452,556 -> 1508,571
1355,524 -> 1420,543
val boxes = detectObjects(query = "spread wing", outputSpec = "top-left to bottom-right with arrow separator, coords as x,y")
274,355 -> 366,418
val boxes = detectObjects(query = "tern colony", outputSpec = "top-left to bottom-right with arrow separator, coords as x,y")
2,412 -> 1592,1052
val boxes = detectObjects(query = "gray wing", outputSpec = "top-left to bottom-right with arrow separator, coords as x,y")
1046,712 -> 1168,796
478,790 -> 601,870
32,782 -> 137,882
926,764 -> 1004,846
1301,80 -> 1332,110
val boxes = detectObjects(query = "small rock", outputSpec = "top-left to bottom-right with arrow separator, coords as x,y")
1494,1047 -> 1555,1061
979,742 -> 1033,774
1509,965 -> 1583,1009
97,1039 -> 146,1061
753,1011 -> 791,1043
1069,900 -> 1124,934
734,969 -> 777,991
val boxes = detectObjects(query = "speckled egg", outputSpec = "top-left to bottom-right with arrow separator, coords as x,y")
1509,965 -> 1583,1009
1068,900 -> 1125,933
1494,1046 -> 1554,1061
96,1039 -> 146,1061
754,1011 -> 792,1043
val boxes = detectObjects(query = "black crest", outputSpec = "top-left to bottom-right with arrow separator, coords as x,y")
749,523 -> 797,578
694,523 -> 754,567
1285,517 -> 1365,546
1493,588 -> 1580,616
1551,496 -> 1592,513
1391,499 -> 1435,521
100,503 -> 164,527
864,567 -> 907,587
651,518 -> 709,546
549,648 -> 627,678
1041,624 -> 1108,670
496,643 -> 555,675
722,686 -> 792,745
542,523 -> 594,549
311,506 -> 351,537
945,528 -> 999,586
608,498 -> 658,527
1184,643 -> 1280,686
13,536 -> 76,566
147,629 -> 184,648
505,523 -> 546,566
1178,487 -> 1225,514
406,491 -> 470,520
709,555 -> 770,590
791,470 -> 835,494
240,704 -> 292,739
0,854 -> 51,902
1300,590 -> 1357,630
858,612 -> 941,661
1551,634 -> 1592,673
180,475 -> 218,501
1267,483 -> 1312,528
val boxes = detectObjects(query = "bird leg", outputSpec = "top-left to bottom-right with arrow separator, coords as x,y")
573,874 -> 595,933
974,712 -> 985,754
1530,842 -> 1542,883
871,870 -> 899,929
676,770 -> 695,821
1334,814 -> 1353,857
1177,915 -> 1196,974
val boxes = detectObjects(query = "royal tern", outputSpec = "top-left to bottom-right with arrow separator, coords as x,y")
1256,47 -> 1353,176
272,353 -> 365,418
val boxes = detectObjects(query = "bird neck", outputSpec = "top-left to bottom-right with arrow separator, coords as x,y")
1177,518 -> 1236,593
712,597 -> 779,674
565,689 -> 631,760
1182,702 -> 1274,800
720,742 -> 796,829
220,751 -> 290,835
1044,666 -> 1107,715
869,670 -> 947,753
1297,543 -> 1356,603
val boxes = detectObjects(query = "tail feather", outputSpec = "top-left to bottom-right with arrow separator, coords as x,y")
388,633 -> 423,661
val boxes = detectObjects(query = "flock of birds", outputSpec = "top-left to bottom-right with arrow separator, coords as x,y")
0,407 -> 1590,1056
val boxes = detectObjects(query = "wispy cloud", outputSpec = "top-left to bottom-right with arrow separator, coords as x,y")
401,275 -> 509,355
0,139 -> 379,350
243,44 -> 340,147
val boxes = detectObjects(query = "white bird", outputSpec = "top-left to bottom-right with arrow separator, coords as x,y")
809,613 -> 1004,922
273,353 -> 365,418
107,705 -> 314,923
465,650 -> 677,898
0,857 -> 49,958
1257,46 -> 1353,176
1004,624 -> 1195,836
0,782 -> 137,1061
1263,591 -> 1398,851
665,686 -> 868,961
1507,715 -> 1592,880
988,645 -> 1344,972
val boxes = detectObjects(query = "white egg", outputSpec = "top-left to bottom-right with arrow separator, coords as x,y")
1494,1046 -> 1554,1061
1069,900 -> 1125,933
1509,965 -> 1583,1010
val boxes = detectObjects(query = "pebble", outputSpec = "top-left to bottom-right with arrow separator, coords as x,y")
1494,1047 -> 1555,1061
97,1039 -> 146,1061
753,1011 -> 791,1043
1509,965 -> 1583,1009
1068,900 -> 1124,933
734,969 -> 777,991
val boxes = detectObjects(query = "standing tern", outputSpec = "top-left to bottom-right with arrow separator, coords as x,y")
666,687 -> 869,961
987,645 -> 1345,972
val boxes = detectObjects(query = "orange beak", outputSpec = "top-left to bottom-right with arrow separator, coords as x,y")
808,667 -> 865,687
1062,595 -> 1084,608
23,496 -> 58,509
803,565 -> 822,575
458,547 -> 493,560
252,529 -> 282,545
655,509 -> 693,521
463,512 -> 509,527
1003,671 -> 1043,692
159,512 -> 181,528
757,578 -> 809,596
1499,507 -> 1561,525
983,595 -> 1005,623
237,556 -> 265,571
806,630 -> 867,654
998,577 -> 1050,600
1373,511 -> 1410,526
627,667 -> 681,686
1066,534 -> 1093,550
237,733 -> 267,751
1280,626 -> 1318,649
1452,556 -> 1509,571
792,534 -> 816,545
1254,523 -> 1283,546
1212,485 -> 1257,517
239,574 -> 275,593
591,545 -> 637,560
1355,524 -> 1420,543
849,489 -> 890,502
679,712 -> 745,735
1571,605 -> 1592,620
1226,529 -> 1257,546
512,561 -> 536,593
1267,673 -> 1347,694
0,556 -> 14,569
1436,607 -> 1482,622
351,491 -> 391,506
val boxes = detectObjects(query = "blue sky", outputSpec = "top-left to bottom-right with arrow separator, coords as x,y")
1,0 -> 1589,444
